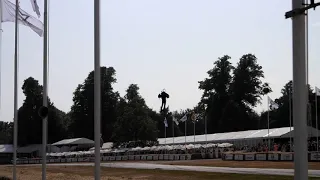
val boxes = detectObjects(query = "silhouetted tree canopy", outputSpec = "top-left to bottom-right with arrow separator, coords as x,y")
1,54 -> 316,147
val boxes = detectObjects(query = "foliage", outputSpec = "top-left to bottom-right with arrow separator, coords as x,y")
0,121 -> 13,144
260,80 -> 317,130
17,77 -> 67,146
13,53 -> 320,147
112,84 -> 158,144
198,54 -> 270,133
69,67 -> 119,141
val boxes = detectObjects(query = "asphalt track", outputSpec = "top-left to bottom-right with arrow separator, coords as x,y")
19,162 -> 320,177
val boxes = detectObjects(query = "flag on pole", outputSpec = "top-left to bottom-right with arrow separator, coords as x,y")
315,87 -> 320,96
30,0 -> 41,18
180,114 -> 187,122
173,117 -> 179,125
268,96 -> 279,110
164,117 -> 168,128
191,112 -> 196,122
1,0 -> 44,36
195,113 -> 202,121
191,112 -> 199,123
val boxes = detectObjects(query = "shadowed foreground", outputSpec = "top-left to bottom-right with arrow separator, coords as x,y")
155,159 -> 320,170
0,166 -> 319,180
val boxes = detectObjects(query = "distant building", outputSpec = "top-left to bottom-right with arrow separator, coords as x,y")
0,144 -> 59,164
0,144 -> 13,164
51,138 -> 95,152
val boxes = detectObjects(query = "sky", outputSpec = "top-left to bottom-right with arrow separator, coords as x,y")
1,0 -> 320,122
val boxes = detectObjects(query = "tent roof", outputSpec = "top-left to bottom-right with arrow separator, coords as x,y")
90,142 -> 113,151
17,144 -> 42,153
158,126 -> 320,145
0,144 -> 13,153
52,138 -> 94,146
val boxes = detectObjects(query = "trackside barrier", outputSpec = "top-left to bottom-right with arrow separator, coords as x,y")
245,154 -> 255,161
153,155 -> 158,160
221,152 -> 320,162
158,154 -> 163,160
15,154 -> 193,164
14,152 -> 320,164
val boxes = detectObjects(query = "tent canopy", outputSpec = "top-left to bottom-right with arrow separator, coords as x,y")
158,126 -> 320,145
0,144 -> 13,153
52,138 -> 94,146
90,142 -> 113,151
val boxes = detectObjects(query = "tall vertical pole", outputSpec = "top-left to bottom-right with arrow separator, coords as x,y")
193,122 -> 195,143
0,1 -> 2,121
315,88 -> 318,151
172,119 -> 174,144
267,100 -> 270,151
42,0 -> 48,179
306,4 -> 310,140
164,125 -> 166,145
292,0 -> 308,179
184,120 -> 187,145
205,105 -> 208,144
289,90 -> 292,151
94,0 -> 101,179
205,115 -> 207,144
13,0 -> 19,180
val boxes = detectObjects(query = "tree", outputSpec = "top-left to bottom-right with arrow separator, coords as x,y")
198,55 -> 234,133
17,77 -> 67,146
69,67 -> 119,141
0,121 -> 13,144
198,54 -> 270,134
261,80 -> 315,129
112,84 -> 158,144
230,54 -> 271,107
228,54 -> 271,131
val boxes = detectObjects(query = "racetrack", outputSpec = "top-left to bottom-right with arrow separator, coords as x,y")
154,159 -> 320,170
12,161 -> 320,177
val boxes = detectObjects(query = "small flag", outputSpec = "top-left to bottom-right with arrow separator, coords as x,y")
179,114 -> 187,122
1,0 -> 44,36
30,0 -> 41,18
164,117 -> 168,128
173,117 -> 179,125
191,112 -> 199,123
316,87 -> 320,96
268,96 -> 279,110
195,113 -> 202,121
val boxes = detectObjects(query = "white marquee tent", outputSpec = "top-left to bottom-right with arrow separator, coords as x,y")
0,144 -> 13,153
52,138 -> 94,146
158,126 -> 320,145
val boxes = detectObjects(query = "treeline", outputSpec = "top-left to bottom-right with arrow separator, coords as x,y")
0,53 -> 319,146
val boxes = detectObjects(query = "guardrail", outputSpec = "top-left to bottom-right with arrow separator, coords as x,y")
221,152 -> 320,161
15,154 -> 195,164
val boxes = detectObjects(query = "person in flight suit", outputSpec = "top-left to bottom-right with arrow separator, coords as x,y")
158,89 -> 169,112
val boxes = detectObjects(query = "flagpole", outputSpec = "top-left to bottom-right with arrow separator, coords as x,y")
42,0 -> 48,179
193,121 -> 195,143
172,119 -> 174,144
12,0 -> 20,179
267,98 -> 270,151
316,87 -> 318,151
204,105 -> 207,144
205,115 -> 207,144
184,120 -> 187,145
289,90 -> 292,151
0,1 -> 2,122
94,0 -> 101,179
164,124 -> 166,145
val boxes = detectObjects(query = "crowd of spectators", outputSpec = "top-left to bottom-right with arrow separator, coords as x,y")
231,139 -> 320,153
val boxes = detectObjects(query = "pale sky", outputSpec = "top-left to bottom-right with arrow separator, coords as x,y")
1,0 -> 320,122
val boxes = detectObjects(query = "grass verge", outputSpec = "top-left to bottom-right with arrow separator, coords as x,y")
1,166 -> 319,180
